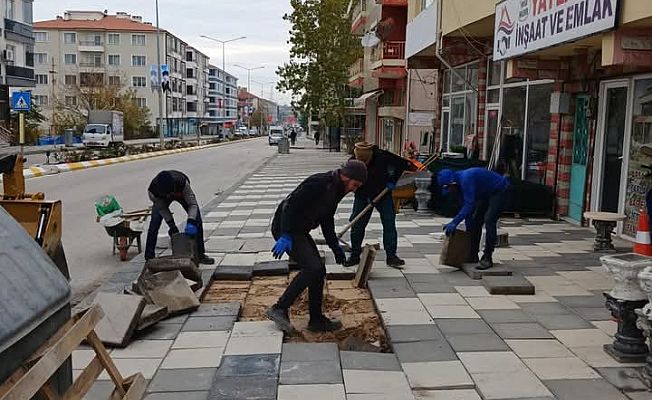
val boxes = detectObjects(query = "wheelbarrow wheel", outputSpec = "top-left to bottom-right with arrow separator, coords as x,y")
118,236 -> 129,261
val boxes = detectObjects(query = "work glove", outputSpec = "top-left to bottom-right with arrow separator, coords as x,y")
443,222 -> 457,237
272,234 -> 293,259
386,182 -> 397,191
184,220 -> 199,237
333,245 -> 346,265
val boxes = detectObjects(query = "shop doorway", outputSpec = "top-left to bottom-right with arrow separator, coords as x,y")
569,95 -> 590,223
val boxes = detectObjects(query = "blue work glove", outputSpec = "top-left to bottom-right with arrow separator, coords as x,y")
333,245 -> 346,265
184,220 -> 199,237
386,182 -> 397,191
272,234 -> 293,259
443,222 -> 457,237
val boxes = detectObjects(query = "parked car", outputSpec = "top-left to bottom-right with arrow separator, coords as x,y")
268,126 -> 285,145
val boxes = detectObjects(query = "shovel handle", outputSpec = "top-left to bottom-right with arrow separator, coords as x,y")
337,188 -> 390,238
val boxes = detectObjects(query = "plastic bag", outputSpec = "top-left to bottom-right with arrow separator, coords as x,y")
95,195 -> 122,217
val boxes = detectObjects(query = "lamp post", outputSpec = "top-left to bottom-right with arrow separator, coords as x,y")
155,0 -> 164,146
252,80 -> 276,130
234,65 -> 264,130
199,35 -> 246,82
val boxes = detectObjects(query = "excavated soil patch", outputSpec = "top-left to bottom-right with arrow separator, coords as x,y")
204,275 -> 389,351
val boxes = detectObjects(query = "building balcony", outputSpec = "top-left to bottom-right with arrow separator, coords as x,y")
78,40 -> 105,53
79,62 -> 104,69
375,0 -> 407,6
370,41 -> 406,77
4,18 -> 34,45
351,0 -> 368,35
406,1 -> 438,61
378,105 -> 405,120
349,58 -> 364,87
5,65 -> 34,87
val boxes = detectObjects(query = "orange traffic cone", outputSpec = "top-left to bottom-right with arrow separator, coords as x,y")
634,210 -> 652,256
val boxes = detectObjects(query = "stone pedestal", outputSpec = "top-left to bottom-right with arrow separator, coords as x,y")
601,253 -> 652,362
584,212 -> 626,252
414,173 -> 432,214
637,266 -> 652,381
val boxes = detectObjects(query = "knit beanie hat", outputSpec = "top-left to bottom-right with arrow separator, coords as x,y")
340,159 -> 368,183
354,141 -> 374,164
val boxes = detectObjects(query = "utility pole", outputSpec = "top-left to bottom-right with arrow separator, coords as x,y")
234,65 -> 264,131
155,0 -> 164,146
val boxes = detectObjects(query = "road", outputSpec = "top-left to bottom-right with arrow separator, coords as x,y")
27,137 -> 275,298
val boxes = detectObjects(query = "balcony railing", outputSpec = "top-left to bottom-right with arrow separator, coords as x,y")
371,41 -> 406,62
4,18 -> 33,42
79,62 -> 104,68
79,40 -> 103,46
379,90 -> 405,107
349,58 -> 363,79
6,65 -> 34,80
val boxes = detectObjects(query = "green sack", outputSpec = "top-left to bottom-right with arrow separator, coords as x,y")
95,195 -> 122,217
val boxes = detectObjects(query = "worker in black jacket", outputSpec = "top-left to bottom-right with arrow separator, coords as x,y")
265,160 -> 368,333
345,142 -> 414,268
144,170 -> 214,264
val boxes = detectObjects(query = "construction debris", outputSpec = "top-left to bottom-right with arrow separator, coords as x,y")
137,270 -> 200,316
354,244 -> 378,288
145,256 -> 203,286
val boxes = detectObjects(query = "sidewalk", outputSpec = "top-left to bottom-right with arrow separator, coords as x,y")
80,139 -> 648,400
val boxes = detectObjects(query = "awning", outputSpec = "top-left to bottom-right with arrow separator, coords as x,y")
354,90 -> 383,108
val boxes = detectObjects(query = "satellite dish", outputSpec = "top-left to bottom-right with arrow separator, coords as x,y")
361,32 -> 381,48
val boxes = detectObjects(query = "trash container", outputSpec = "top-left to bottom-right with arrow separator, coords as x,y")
64,128 -> 74,147
0,206 -> 72,393
278,137 -> 290,154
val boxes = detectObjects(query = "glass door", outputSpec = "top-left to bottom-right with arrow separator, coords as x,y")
484,106 -> 499,161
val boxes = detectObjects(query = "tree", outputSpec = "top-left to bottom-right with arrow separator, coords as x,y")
250,108 -> 269,130
277,0 -> 360,127
9,103 -> 47,145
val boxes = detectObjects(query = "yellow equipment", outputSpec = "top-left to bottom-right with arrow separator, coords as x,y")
0,153 -> 69,278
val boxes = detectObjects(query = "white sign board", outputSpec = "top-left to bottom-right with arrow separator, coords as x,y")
493,0 -> 618,61
408,112 -> 435,127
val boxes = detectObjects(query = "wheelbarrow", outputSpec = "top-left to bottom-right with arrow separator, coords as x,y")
97,208 -> 150,261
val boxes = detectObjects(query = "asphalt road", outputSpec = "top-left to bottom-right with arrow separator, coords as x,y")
26,137 -> 275,298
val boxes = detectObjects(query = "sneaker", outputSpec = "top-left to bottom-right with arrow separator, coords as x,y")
307,316 -> 343,332
344,256 -> 361,268
198,254 -> 215,265
386,255 -> 406,269
477,255 -> 493,270
265,305 -> 295,333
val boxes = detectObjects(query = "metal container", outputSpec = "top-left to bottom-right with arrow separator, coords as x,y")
278,137 -> 290,154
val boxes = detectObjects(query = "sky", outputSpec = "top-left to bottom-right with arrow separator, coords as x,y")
34,0 -> 293,105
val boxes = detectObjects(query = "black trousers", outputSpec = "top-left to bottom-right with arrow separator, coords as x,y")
272,218 -> 325,321
468,189 -> 508,260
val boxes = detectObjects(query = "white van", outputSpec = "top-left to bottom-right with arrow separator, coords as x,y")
268,126 -> 285,145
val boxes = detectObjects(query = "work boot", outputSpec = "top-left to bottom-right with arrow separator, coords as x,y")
307,315 -> 343,332
265,305 -> 295,333
477,254 -> 494,270
344,256 -> 361,268
465,254 -> 480,263
198,254 -> 215,265
386,255 -> 405,269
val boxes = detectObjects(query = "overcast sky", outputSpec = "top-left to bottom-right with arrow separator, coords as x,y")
34,0 -> 293,104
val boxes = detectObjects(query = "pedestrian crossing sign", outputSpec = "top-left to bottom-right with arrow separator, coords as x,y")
12,91 -> 31,111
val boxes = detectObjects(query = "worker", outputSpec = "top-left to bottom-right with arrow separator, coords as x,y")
265,159 -> 368,333
144,170 -> 214,264
437,167 -> 510,270
344,142 -> 415,269
290,128 -> 297,146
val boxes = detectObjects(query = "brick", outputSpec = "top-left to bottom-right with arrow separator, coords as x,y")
482,276 -> 535,295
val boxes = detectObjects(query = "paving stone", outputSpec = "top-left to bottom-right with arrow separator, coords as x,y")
241,238 -> 276,252
326,264 -> 356,280
192,302 -> 241,317
413,389 -> 482,400
204,239 -> 245,252
435,319 -> 493,335
92,292 -> 146,347
342,370 -> 412,394
217,354 -> 280,377
340,351 -> 401,371
387,324 -> 446,343
532,313 -> 594,330
570,346 -> 638,368
161,347 -> 224,369
490,322 -> 554,339
276,384 -> 346,400
465,296 -> 520,310
462,264 -> 512,280
183,315 -> 237,331
524,357 -> 601,380
224,334 -> 283,355
207,375 -> 277,400
596,367 -> 650,392
571,307 -> 612,321
455,286 -> 491,297
148,368 -> 217,392
368,284 -> 417,299
98,358 -> 161,380
482,275 -> 535,295
543,379 -> 629,400
402,361 -> 474,390
253,260 -> 289,276
418,293 -> 468,306
84,381 -> 121,400
445,333 -> 510,352
144,392 -> 209,400
159,314 -> 189,324
556,295 -> 606,308
520,302 -> 573,315
136,323 -> 183,340
230,320 -> 284,338
392,340 -> 457,363
457,351 -> 526,373
173,331 -> 230,349
551,329 -> 612,348
110,340 -> 172,358
282,343 -> 339,362
472,371 -> 553,399
212,265 -> 253,281
505,339 -> 575,358
425,305 -> 481,319
476,309 -> 535,323
627,392 -> 652,400
410,282 -> 458,293
280,360 -> 342,385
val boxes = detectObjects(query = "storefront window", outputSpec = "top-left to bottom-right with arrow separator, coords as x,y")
501,86 -> 526,178
526,84 -> 553,184
441,61 -> 479,152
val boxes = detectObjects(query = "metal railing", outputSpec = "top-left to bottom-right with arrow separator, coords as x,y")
6,65 -> 34,79
349,58 -> 364,79
79,40 -> 104,46
4,18 -> 33,40
371,41 -> 406,62
79,62 -> 104,68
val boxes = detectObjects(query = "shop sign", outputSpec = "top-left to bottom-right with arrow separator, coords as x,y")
494,0 -> 618,61
408,112 -> 435,127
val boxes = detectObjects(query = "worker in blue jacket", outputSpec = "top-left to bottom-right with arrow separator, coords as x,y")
437,167 -> 510,270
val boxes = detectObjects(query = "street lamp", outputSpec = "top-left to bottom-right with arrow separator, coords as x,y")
233,64 -> 265,130
199,35 -> 246,81
155,0 -> 164,146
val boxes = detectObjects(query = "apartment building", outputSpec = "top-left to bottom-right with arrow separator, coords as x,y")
1,0 -> 35,88
33,10 -> 211,137
207,65 -> 238,135
238,88 -> 278,128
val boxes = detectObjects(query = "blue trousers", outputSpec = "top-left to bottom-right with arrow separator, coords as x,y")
469,190 -> 508,259
144,200 -> 205,260
350,193 -> 398,258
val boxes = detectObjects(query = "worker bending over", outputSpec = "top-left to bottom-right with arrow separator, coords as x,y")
266,160 -> 368,333
438,167 -> 510,270
145,170 -> 214,265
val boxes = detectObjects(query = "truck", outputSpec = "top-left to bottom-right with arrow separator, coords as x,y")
82,110 -> 124,147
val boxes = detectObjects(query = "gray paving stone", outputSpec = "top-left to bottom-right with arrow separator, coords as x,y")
282,343 -> 339,362
482,275 -> 535,295
441,271 -> 484,286
279,360 -> 342,384
476,309 -> 535,323
518,267 -> 558,276
596,367 -> 650,392
571,307 -> 612,321
369,284 -> 416,298
392,340 -> 457,363
160,314 -> 189,324
241,238 -> 276,253
208,375 -> 277,400
436,319 -> 494,335
253,260 -> 289,276
520,302 -> 573,315
532,313 -> 594,330
136,323 -> 183,340
148,368 -> 217,392
145,392 -> 208,400
217,354 -> 280,377
544,378 -> 629,400
183,316 -> 237,331
445,333 -> 510,352
83,380 -> 116,400
462,264 -> 512,280
557,295 -> 606,308
192,302 -> 241,317
404,274 -> 447,284
410,282 -> 458,293
387,324 -> 446,343
490,322 -> 555,339
340,351 -> 401,371
212,265 -> 253,281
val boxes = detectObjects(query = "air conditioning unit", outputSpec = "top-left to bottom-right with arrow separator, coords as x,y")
2,49 -> 15,62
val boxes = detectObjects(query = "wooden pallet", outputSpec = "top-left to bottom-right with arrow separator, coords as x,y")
0,304 -> 146,400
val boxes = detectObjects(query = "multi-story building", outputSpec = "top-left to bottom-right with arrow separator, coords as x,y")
238,88 -> 278,129
32,10 -> 212,137
1,0 -> 35,88
207,65 -> 238,135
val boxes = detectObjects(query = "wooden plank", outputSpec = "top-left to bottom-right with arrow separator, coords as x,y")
85,331 -> 126,397
119,374 -> 146,400
353,245 -> 372,288
0,306 -> 104,400
62,357 -> 104,400
354,245 -> 377,289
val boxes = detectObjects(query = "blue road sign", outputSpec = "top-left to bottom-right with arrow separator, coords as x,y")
12,91 -> 31,111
